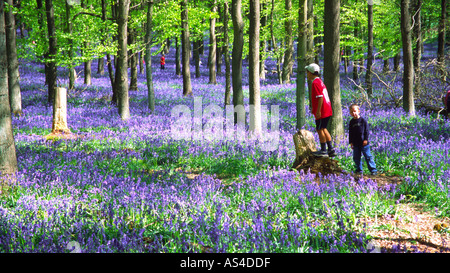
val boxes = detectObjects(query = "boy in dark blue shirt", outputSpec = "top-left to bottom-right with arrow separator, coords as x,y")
349,104 -> 377,175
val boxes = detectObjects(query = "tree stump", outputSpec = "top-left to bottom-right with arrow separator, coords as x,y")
291,129 -> 345,176
52,87 -> 71,134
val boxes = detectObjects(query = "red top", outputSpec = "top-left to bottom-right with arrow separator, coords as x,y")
160,56 -> 165,65
311,77 -> 332,120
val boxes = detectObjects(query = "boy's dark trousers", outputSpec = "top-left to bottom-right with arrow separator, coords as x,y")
353,145 -> 377,174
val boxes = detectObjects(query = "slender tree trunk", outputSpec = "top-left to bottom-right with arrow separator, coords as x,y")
129,29 -> 138,91
65,1 -> 76,90
437,0 -> 446,64
0,0 -> 18,177
365,2 -> 373,97
114,0 -> 131,120
323,0 -> 344,141
81,1 -> 91,86
181,0 -> 192,96
5,0 -> 21,116
224,1 -> 231,106
437,0 -> 446,81
401,0 -> 415,116
282,0 -> 293,84
232,0 -> 244,121
209,0 -> 217,84
413,0 -> 422,96
259,2 -> 267,80
393,51 -> 401,71
270,0 -> 281,84
194,40 -> 200,78
216,5 -> 223,76
45,0 -> 57,104
306,0 -> 314,109
145,1 -> 155,113
175,36 -> 181,76
297,0 -> 307,130
97,0 -> 107,77
249,0 -> 261,135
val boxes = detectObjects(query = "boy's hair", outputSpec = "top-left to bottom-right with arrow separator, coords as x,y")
349,104 -> 360,110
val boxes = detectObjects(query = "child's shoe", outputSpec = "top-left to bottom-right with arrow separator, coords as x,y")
313,150 -> 328,157
328,149 -> 337,157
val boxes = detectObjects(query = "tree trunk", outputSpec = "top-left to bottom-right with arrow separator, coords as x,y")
437,0 -> 446,64
224,1 -> 231,106
400,0 -> 415,116
129,29 -> 138,91
65,1 -> 76,90
259,1 -> 267,80
208,0 -> 217,85
216,5 -> 223,76
181,0 -> 192,97
45,0 -> 57,104
0,0 -> 17,177
5,0 -> 21,116
81,1 -> 91,86
194,40 -> 200,78
232,0 -> 244,122
145,1 -> 155,113
281,0 -> 293,84
365,2 -> 373,97
413,0 -> 422,96
323,0 -> 344,141
393,51 -> 401,71
114,0 -> 131,120
270,0 -> 282,84
249,0 -> 261,136
297,0 -> 307,130
306,0 -> 314,109
175,36 -> 181,76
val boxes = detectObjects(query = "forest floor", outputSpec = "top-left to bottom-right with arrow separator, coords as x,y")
354,173 -> 450,253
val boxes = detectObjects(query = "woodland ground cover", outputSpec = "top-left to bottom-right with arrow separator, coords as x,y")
1,43 -> 449,253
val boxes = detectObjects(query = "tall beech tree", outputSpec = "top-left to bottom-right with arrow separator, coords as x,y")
224,0 -> 231,106
5,0 -> 22,116
208,0 -> 217,85
249,0 -> 261,135
181,0 -> 192,97
401,0 -> 415,116
323,0 -> 344,141
232,0 -> 244,123
437,0 -> 446,75
145,0 -> 155,113
45,0 -> 57,104
0,0 -> 18,177
114,0 -> 131,120
281,0 -> 293,84
365,1 -> 374,98
297,0 -> 307,130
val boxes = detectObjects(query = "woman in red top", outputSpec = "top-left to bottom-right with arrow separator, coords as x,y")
160,54 -> 165,70
305,63 -> 336,157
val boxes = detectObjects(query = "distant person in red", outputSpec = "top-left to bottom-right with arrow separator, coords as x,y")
160,54 -> 165,70
305,63 -> 336,157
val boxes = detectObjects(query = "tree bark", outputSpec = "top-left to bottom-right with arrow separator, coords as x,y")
0,0 -> 17,177
181,0 -> 192,96
281,0 -> 293,84
437,0 -> 446,64
232,0 -> 244,122
145,1 -> 155,113
5,0 -> 21,116
175,36 -> 181,76
323,0 -> 344,141
365,2 -> 373,97
129,28 -> 138,91
224,1 -> 231,106
401,0 -> 415,116
259,1 -> 267,80
297,0 -> 307,130
65,1 -> 76,90
208,0 -> 217,85
114,0 -> 131,120
413,0 -> 422,96
306,0 -> 314,109
45,0 -> 57,104
270,0 -> 281,84
249,0 -> 261,135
